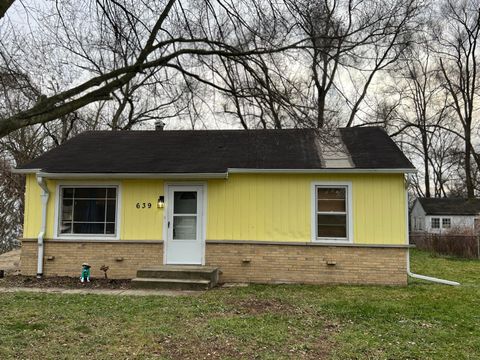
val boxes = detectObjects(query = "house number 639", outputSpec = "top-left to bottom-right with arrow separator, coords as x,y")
136,202 -> 152,209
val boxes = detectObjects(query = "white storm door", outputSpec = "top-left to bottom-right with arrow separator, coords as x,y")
165,185 -> 204,265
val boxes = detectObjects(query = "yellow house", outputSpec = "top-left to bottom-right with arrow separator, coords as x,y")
14,127 -> 415,286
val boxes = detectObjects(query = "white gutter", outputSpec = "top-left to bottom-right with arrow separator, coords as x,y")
11,168 -> 41,174
11,168 -> 229,179
12,168 -> 417,176
36,175 -> 49,278
228,168 -> 417,174
404,174 -> 460,286
26,171 -> 228,179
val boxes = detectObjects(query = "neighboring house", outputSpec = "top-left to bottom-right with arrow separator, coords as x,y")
14,127 -> 415,286
411,197 -> 480,234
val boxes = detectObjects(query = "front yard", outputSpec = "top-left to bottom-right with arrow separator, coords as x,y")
0,250 -> 479,359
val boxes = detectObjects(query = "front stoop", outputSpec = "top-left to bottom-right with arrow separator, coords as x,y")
131,266 -> 220,290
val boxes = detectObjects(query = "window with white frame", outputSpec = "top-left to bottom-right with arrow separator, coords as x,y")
442,218 -> 451,229
314,185 -> 349,241
59,186 -> 118,236
431,217 -> 440,229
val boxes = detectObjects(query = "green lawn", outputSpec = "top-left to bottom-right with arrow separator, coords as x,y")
1,250 -> 479,359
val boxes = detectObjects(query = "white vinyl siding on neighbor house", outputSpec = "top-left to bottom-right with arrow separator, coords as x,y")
410,200 -> 426,231
413,216 -> 425,231
410,200 -> 480,234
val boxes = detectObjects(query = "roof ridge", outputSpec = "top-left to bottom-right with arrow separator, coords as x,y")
79,127 -> 385,134
80,128 -> 319,133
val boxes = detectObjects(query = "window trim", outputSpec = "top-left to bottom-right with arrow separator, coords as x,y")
54,182 -> 122,240
431,217 -> 440,229
430,216 -> 451,231
442,217 -> 451,229
311,181 -> 353,243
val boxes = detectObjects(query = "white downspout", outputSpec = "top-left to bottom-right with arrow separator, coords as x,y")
36,175 -> 49,279
404,174 -> 460,286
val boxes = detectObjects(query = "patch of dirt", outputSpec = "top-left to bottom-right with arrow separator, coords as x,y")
0,274 -> 131,289
158,335 -> 246,360
183,297 -> 340,359
157,329 -> 337,360
217,297 -> 322,317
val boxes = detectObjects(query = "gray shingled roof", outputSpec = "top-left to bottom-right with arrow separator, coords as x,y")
418,198 -> 480,215
15,127 -> 415,174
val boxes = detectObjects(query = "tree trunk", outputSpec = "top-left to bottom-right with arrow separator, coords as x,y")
465,127 -> 474,198
421,130 -> 431,197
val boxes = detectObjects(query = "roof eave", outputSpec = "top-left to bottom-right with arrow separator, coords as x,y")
228,168 -> 417,174
11,168 -> 42,174
14,171 -> 229,179
12,167 -> 417,177
425,212 -> 479,216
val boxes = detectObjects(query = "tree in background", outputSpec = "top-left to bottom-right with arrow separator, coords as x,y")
1,0 -> 480,252
387,44 -> 450,198
434,0 -> 480,199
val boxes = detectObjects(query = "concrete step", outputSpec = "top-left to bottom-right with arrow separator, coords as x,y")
136,266 -> 219,283
131,277 -> 212,291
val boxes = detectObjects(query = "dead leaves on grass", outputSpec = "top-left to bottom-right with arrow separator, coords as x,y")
155,297 -> 340,359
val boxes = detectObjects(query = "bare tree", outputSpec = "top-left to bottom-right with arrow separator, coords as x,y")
429,130 -> 462,197
0,126 -> 46,253
0,0 -> 307,136
1,0 -> 478,202
388,45 -> 449,197
281,0 -> 422,128
163,0 -> 423,130
435,0 -> 480,198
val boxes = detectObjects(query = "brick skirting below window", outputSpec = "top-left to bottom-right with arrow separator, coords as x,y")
20,240 -> 408,285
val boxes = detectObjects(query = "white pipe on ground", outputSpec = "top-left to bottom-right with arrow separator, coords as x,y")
406,249 -> 460,286
404,174 -> 460,286
36,176 -> 49,278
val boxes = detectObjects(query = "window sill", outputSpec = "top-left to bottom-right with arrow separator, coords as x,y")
54,236 -> 119,241
36,238 -> 163,244
312,238 -> 352,244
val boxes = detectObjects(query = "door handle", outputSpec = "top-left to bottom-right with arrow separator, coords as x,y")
168,221 -> 170,228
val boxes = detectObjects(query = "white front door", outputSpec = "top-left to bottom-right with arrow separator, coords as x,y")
165,185 -> 205,265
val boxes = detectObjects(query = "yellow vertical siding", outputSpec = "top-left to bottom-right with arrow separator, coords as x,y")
207,173 -> 407,244
120,180 -> 164,240
23,173 -> 406,245
23,174 -> 40,238
23,177 -> 165,240
23,174 -> 57,239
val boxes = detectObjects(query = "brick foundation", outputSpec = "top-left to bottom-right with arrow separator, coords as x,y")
20,240 -> 163,279
21,240 -> 408,285
206,242 -> 407,285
